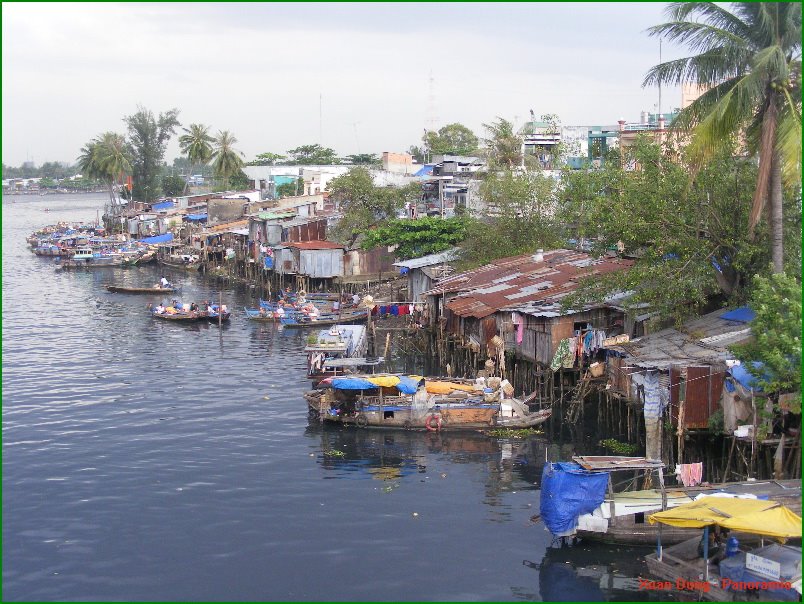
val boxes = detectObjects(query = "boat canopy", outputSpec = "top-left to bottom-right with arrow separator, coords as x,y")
648,496 -> 802,539
425,381 -> 481,394
322,374 -> 424,394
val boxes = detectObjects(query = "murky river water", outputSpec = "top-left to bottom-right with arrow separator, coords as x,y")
3,193 -> 668,601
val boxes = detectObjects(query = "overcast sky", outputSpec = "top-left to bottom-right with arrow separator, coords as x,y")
2,2 -> 687,167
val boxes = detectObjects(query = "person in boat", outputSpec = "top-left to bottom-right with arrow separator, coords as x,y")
258,306 -> 267,317
160,276 -> 171,289
206,303 -> 214,314
275,305 -> 286,318
190,302 -> 198,312
154,304 -> 165,314
697,526 -> 725,563
352,293 -> 360,306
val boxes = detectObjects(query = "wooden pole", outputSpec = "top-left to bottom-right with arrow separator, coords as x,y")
219,291 -> 222,327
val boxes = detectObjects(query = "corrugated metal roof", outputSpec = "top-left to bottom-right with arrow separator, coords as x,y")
392,248 -> 460,269
203,219 -> 249,233
422,249 -> 632,319
284,240 -> 344,250
607,308 -> 754,369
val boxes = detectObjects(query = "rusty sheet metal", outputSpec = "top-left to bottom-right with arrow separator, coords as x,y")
427,249 -> 631,319
285,240 -> 344,250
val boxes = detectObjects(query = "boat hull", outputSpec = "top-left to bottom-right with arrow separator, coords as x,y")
107,286 -> 176,294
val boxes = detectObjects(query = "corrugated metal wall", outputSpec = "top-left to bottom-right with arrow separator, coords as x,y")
299,249 -> 343,278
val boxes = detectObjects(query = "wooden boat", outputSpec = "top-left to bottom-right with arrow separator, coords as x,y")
107,285 -> 176,294
56,247 -> 123,269
304,374 -> 552,431
540,456 -> 802,546
151,309 -> 230,322
304,325 -> 369,384
280,308 -> 369,327
644,497 -> 801,601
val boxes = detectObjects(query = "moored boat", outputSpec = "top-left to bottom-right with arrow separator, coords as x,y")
280,308 -> 369,327
304,324 -> 369,384
56,247 -> 124,269
107,285 -> 177,294
540,456 -> 802,546
304,373 -> 551,431
644,496 -> 801,601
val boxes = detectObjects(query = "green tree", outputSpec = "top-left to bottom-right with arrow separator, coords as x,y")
328,167 -> 419,246
276,177 -> 304,198
344,153 -> 380,166
558,138 -> 780,321
644,2 -> 802,274
178,123 -> 214,192
460,168 -> 561,266
39,176 -> 57,189
124,106 -> 181,203
482,117 -> 522,169
247,151 -> 287,166
77,131 -> 132,214
286,144 -> 339,165
407,145 -> 426,164
360,216 -> 467,259
161,174 -> 186,196
228,169 -> 250,190
424,123 -> 479,157
730,272 -> 801,410
211,130 -> 245,189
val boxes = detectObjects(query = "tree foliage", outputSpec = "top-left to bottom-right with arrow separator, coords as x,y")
276,177 -> 304,198
161,174 -> 186,196
557,138 -> 787,322
247,152 -> 287,166
645,2 -> 802,273
730,272 -> 801,407
459,168 -> 561,267
424,123 -> 479,157
211,130 -> 245,189
77,131 -> 132,208
481,117 -> 522,169
360,216 -> 468,260
327,167 -> 419,246
344,153 -> 381,166
286,144 -> 339,165
124,106 -> 180,203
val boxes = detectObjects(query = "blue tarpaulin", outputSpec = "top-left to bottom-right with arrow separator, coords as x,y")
721,307 -> 756,323
396,376 -> 422,394
138,233 -> 174,244
185,213 -> 208,221
330,377 -> 379,390
540,462 -> 609,536
263,256 -> 273,269
730,362 -> 766,392
151,201 -> 174,211
414,165 -> 434,177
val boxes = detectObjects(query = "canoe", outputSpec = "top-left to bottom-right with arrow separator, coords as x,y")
280,309 -> 369,327
151,310 -> 231,322
107,286 -> 176,294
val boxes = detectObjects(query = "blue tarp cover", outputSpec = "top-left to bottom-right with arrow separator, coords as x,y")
721,307 -> 756,323
540,462 -> 609,536
396,376 -> 421,394
730,362 -> 766,392
414,165 -> 434,177
152,201 -> 174,211
185,213 -> 208,221
138,233 -> 174,244
330,377 -> 378,390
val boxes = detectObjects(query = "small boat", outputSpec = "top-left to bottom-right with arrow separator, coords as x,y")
644,496 -> 801,601
304,373 -> 551,431
151,302 -> 230,323
280,308 -> 369,327
539,456 -> 802,546
107,285 -> 176,294
304,325 -> 369,384
56,247 -> 123,269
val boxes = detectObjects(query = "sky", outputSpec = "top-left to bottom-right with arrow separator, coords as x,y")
2,2 -> 687,167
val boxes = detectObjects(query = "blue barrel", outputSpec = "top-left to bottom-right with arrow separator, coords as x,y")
726,536 -> 740,557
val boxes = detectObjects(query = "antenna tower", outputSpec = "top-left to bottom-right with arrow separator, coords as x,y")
425,71 -> 439,133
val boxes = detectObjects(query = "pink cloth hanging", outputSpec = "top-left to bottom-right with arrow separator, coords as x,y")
678,462 -> 703,487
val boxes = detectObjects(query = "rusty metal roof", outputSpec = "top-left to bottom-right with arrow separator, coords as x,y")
423,249 -> 632,319
284,240 -> 344,250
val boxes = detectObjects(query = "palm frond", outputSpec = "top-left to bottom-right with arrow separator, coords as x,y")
646,20 -> 749,55
643,48 -> 748,87
663,2 -> 754,41
776,104 -> 803,187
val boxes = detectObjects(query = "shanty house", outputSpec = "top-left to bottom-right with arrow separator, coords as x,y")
392,248 -> 460,303
422,249 -> 634,364
272,240 -> 344,279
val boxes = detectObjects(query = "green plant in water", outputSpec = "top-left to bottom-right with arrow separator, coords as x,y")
322,450 -> 345,457
486,427 -> 544,438
599,438 -> 637,455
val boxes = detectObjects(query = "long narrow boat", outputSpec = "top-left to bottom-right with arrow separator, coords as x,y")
304,373 -> 551,431
280,309 -> 369,327
107,285 -> 176,294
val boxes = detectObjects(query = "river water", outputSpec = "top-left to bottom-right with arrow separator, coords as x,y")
2,193 -> 669,601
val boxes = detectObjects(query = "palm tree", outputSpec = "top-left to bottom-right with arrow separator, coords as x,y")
644,2 -> 801,274
482,117 -> 523,170
211,130 -> 245,190
78,132 -> 131,231
178,123 -> 214,192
